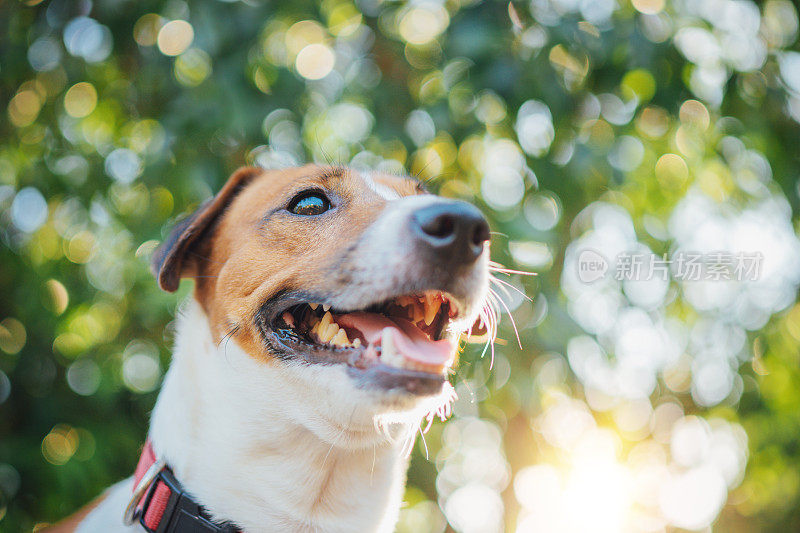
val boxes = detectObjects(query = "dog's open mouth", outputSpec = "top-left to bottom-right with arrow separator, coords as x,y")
264,291 -> 458,378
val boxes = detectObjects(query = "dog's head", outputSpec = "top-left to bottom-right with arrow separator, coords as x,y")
152,165 -> 490,441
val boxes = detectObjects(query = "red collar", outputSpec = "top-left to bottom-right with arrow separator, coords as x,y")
125,440 -> 240,533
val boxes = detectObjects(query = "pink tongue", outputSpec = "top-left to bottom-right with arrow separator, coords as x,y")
336,312 -> 455,366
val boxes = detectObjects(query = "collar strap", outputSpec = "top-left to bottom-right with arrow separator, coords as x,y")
127,440 -> 240,533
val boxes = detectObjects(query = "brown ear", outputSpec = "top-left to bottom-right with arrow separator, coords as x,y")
151,166 -> 263,292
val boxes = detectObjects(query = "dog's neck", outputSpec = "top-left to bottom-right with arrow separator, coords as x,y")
147,300 -> 412,533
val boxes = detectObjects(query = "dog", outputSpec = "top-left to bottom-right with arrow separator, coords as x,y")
51,165 -> 492,532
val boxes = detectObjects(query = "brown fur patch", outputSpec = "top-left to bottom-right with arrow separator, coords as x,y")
152,166 -> 264,292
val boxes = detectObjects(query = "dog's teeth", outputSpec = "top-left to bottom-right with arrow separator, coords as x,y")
323,304 -> 331,312
424,298 -> 441,326
352,338 -> 361,348
412,303 -> 424,323
309,303 -> 318,310
321,323 -> 339,343
331,328 -> 349,347
313,312 -> 333,341
282,312 -> 295,328
319,311 -> 333,330
325,322 -> 340,342
310,320 -> 321,336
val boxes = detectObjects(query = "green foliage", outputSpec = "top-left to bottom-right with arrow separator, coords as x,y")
1,0 -> 799,531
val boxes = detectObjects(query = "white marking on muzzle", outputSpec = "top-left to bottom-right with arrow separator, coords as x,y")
361,171 -> 401,201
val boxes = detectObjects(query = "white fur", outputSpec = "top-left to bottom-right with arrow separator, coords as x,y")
79,301 -> 435,532
77,479 -> 139,532
360,171 -> 401,201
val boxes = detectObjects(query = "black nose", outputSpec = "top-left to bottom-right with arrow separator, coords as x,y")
412,201 -> 490,265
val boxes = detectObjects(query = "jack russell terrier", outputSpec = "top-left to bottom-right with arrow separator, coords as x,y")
51,165 -> 493,533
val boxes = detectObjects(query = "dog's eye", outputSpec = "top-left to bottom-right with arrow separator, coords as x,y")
288,191 -> 330,216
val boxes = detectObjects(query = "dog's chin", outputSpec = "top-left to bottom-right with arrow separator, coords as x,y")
273,360 -> 456,450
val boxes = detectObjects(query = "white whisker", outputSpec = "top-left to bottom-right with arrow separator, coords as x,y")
477,299 -> 499,366
400,429 -> 416,457
489,276 -> 514,299
488,288 -> 522,349
418,425 -> 429,460
458,263 -> 527,371
489,275 -> 532,301
488,260 -> 537,277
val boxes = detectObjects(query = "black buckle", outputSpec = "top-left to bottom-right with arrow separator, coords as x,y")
138,469 -> 233,533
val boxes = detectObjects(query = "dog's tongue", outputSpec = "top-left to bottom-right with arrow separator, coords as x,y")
336,312 -> 454,366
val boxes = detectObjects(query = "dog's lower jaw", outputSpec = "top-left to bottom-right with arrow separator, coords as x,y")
84,299 -> 425,533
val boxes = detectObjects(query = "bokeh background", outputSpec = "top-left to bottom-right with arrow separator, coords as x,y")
2,0 -> 800,531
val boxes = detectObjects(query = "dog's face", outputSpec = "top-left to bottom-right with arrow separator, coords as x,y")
152,165 -> 490,439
